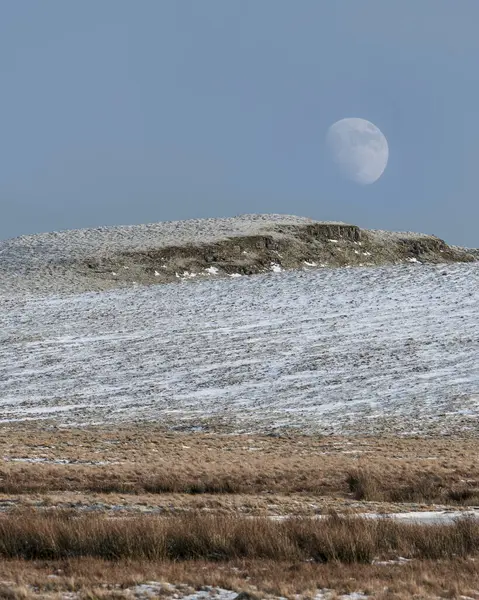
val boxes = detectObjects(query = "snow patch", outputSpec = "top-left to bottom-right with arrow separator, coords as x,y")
130,586 -> 238,600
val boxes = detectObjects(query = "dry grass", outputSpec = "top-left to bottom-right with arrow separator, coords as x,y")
1,425 -> 479,597
0,511 -> 478,563
1,556 -> 479,599
2,464 -> 478,507
0,425 -> 478,509
347,468 -> 479,505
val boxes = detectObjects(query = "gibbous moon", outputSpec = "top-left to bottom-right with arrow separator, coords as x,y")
326,118 -> 389,184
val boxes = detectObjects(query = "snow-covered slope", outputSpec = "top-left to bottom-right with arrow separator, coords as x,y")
1,262 -> 478,435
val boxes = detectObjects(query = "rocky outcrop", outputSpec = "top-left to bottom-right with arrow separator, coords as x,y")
77,221 -> 476,288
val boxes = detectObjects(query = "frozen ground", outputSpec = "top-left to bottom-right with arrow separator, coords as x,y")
271,511 -> 479,525
1,583 -> 369,600
1,262 -> 478,434
127,586 -> 367,600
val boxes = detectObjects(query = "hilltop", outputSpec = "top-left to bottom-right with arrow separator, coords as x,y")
0,214 -> 476,296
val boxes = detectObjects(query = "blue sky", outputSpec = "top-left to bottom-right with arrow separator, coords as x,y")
1,1 -> 478,245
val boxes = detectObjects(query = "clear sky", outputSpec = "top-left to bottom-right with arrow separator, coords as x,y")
1,1 -> 478,246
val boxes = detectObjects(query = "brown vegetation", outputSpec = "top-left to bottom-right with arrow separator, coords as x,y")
0,557 -> 478,600
0,426 -> 478,508
0,511 -> 478,563
347,468 -> 479,506
1,425 -> 478,597
1,464 -> 478,511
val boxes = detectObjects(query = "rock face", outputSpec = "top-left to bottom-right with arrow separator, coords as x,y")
0,214 -> 475,295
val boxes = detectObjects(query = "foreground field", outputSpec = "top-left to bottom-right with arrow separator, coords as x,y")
0,425 -> 478,598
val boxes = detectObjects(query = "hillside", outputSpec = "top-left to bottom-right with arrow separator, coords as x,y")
1,260 -> 478,435
0,214 -> 476,295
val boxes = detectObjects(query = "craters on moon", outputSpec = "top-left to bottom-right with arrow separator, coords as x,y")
326,117 -> 389,185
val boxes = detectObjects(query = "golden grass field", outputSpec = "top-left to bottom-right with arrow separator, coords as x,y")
0,424 -> 478,599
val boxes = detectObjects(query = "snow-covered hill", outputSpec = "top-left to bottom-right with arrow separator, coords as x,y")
1,262 -> 478,435
0,214 -> 474,296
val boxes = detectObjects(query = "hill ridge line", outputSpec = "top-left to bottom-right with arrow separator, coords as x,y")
0,214 -> 476,296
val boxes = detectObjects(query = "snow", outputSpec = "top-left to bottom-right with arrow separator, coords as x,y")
268,510 -> 479,524
366,510 -> 479,524
372,557 -> 412,566
314,593 -> 367,600
121,584 -> 368,600
127,584 -> 239,600
2,457 -> 115,466
0,262 -> 478,434
205,266 -> 219,275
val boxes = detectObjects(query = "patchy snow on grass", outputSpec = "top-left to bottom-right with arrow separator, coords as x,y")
120,584 -> 369,600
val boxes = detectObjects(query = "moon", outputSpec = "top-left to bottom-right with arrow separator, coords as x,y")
326,118 -> 389,184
